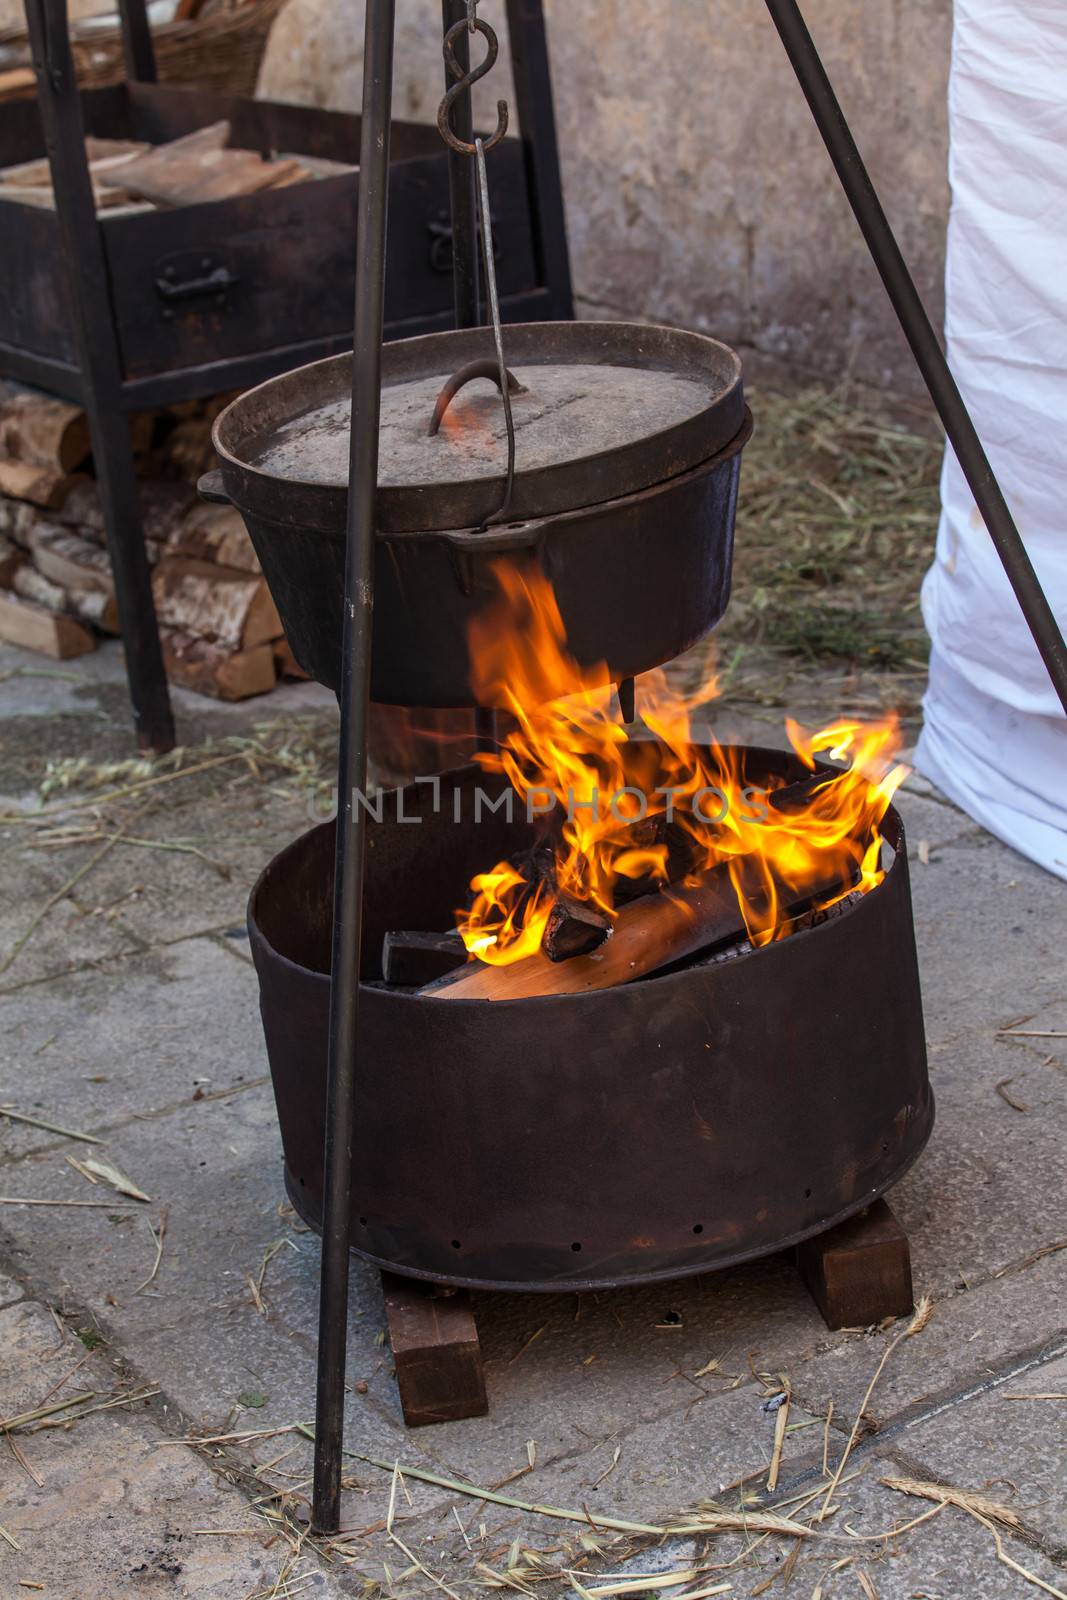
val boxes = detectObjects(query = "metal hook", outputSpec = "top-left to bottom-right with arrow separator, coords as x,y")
437,17 -> 509,157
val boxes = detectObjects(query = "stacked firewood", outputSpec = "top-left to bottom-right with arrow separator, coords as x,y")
0,385 -> 306,699
0,123 -> 353,212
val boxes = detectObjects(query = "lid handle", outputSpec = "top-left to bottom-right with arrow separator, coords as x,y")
428,358 -> 526,437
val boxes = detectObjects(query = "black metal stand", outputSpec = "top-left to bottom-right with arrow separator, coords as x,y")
310,0 -> 1067,1534
25,0 -> 174,752
15,0 -> 572,755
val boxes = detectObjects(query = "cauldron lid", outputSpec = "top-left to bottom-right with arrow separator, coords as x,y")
214,322 -> 744,534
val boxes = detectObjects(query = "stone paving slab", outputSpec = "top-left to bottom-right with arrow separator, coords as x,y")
892,782 -> 985,857
890,1033 -> 1067,1291
908,832 -> 1067,1040
0,1266 -> 26,1308
0,842 -> 144,995
0,1406 -> 341,1599
892,1349 -> 1067,1553
0,1082 -> 288,1341
759,1451 -> 1067,1599
79,789 -> 316,952
0,1284 -> 348,1599
0,1299 -> 78,1422
784,1246 -> 1067,1429
1,936 -> 265,1160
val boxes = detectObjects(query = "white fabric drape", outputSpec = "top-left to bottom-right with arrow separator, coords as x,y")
917,0 -> 1067,877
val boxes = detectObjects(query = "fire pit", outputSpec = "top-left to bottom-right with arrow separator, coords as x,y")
215,231 -> 936,1426
249,753 -> 932,1294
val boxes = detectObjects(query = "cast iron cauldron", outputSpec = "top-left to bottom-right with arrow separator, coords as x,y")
205,322 -> 750,704
247,753 -> 934,1292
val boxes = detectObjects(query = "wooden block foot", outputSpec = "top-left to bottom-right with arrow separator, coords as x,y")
795,1199 -> 914,1330
382,1272 -> 488,1427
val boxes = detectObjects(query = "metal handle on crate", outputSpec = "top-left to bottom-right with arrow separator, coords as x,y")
428,358 -> 526,436
156,263 -> 241,307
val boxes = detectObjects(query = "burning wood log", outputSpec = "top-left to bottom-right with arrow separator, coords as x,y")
427,765 -> 860,1001
541,891 -> 612,961
422,852 -> 855,1002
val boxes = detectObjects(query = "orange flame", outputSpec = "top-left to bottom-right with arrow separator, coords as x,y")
457,562 -> 908,966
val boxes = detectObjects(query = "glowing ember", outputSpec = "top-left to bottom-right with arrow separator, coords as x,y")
457,561 -> 908,966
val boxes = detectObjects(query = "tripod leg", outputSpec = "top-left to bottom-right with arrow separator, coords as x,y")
310,0 -> 396,1538
763,0 -> 1067,715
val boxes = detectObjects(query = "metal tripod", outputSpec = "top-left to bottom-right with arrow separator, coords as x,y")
311,0 -> 1067,1534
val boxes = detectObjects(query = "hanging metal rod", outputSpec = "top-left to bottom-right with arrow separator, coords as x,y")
763,0 -> 1067,716
311,0 -> 396,1538
442,0 -> 480,329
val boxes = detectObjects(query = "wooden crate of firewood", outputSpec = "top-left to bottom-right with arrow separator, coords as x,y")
0,384 -> 307,699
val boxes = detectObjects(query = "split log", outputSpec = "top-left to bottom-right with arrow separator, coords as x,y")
0,496 -> 40,547
273,637 -> 309,680
170,503 -> 260,573
541,892 -> 612,961
159,627 -> 277,701
0,69 -> 36,104
382,1273 -> 488,1426
68,588 -> 119,634
54,479 -> 178,550
28,525 -> 114,594
0,460 -> 82,509
52,479 -> 103,535
99,122 -> 306,207
0,394 -> 89,472
0,141 -> 146,192
511,766 -> 846,963
12,562 -> 118,632
84,138 -> 152,165
381,930 -> 467,986
423,852 -> 854,1002
12,563 -> 66,611
151,557 -> 281,650
0,533 -> 23,586
0,589 -> 95,659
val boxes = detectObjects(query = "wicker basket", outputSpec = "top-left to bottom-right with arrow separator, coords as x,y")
1,0 -> 288,101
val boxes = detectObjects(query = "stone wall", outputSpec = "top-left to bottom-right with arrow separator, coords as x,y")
258,0 -> 953,396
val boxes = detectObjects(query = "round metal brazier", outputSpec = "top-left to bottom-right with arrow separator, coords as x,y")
247,753 -> 934,1293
